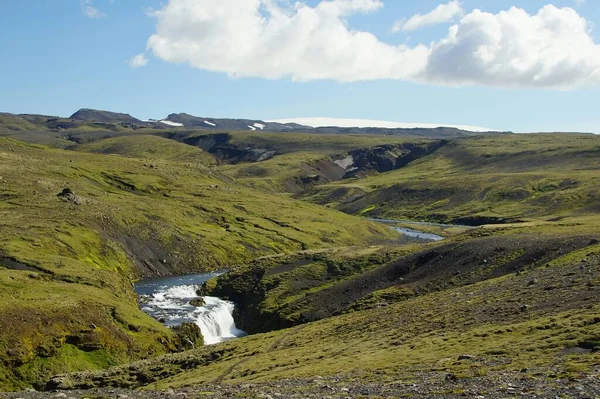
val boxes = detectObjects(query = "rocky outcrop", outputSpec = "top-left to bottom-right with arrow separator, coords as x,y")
189,298 -> 206,307
344,141 -> 448,178
56,188 -> 83,205
178,133 -> 276,164
171,323 -> 203,350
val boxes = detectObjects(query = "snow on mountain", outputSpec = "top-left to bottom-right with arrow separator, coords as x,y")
268,117 -> 493,133
159,120 -> 184,127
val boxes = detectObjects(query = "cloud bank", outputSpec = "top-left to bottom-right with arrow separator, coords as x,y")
145,0 -> 600,88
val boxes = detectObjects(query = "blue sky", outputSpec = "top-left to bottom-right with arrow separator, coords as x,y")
1,0 -> 599,132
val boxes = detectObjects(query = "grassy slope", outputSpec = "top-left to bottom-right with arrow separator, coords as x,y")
218,132 -> 433,192
73,135 -> 217,165
0,137 -> 397,390
47,132 -> 600,391
52,229 -> 600,390
302,134 -> 600,222
2,124 -> 600,391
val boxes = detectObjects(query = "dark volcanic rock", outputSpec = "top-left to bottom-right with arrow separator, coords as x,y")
56,188 -> 82,205
343,141 -> 448,178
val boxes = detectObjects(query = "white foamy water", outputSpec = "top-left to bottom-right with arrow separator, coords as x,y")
135,273 -> 246,345
194,297 -> 247,345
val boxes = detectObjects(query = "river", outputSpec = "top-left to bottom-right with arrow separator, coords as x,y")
369,218 -> 447,242
135,272 -> 247,345
134,219 -> 452,345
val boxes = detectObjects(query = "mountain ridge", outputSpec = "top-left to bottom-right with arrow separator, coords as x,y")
1,108 -> 510,139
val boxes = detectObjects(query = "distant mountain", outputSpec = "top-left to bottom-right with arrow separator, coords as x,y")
70,109 -> 144,125
164,113 -> 309,132
270,117 -> 495,133
163,113 -> 504,137
2,108 -> 508,139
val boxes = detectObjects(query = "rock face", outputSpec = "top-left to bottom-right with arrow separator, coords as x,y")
179,133 -> 276,164
344,141 -> 448,178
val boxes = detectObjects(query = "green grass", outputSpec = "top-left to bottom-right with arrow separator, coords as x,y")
74,135 -> 217,165
53,239 -> 600,390
1,123 -> 600,392
0,136 -> 398,389
302,134 -> 600,222
212,132 -> 433,193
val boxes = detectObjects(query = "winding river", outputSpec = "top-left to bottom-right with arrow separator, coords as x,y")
134,219 -> 459,345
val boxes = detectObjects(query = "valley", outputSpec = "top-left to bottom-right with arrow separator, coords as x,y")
0,110 -> 598,397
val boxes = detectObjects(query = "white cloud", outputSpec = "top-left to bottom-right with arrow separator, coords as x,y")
80,0 -> 105,19
145,1 -> 600,88
423,5 -> 600,88
129,53 -> 149,69
394,1 -> 463,32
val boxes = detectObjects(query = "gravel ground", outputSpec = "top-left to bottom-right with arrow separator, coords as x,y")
2,371 -> 599,399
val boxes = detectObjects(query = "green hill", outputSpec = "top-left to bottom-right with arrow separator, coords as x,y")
0,137 -> 396,390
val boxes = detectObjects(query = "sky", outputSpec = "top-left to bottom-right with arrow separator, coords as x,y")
1,0 -> 599,133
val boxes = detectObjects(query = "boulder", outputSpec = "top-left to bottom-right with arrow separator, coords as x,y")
189,298 -> 206,307
57,188 -> 82,205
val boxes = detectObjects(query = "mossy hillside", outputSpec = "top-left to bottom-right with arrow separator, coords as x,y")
0,270 -> 173,390
203,246 -> 415,333
217,151 -> 337,193
224,131 -> 431,155
217,133 -> 435,193
205,227 -> 599,334
73,135 -> 217,165
0,137 -> 397,389
302,134 -> 600,222
52,240 -> 600,390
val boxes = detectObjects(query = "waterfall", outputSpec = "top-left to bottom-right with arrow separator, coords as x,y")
135,276 -> 247,346
193,297 -> 247,345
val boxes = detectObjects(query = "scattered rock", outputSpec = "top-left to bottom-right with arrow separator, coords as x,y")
56,188 -> 82,205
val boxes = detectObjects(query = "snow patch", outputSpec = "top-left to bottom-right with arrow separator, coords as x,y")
253,123 -> 265,130
204,121 -> 217,127
159,120 -> 184,127
268,117 -> 494,133
248,125 -> 257,131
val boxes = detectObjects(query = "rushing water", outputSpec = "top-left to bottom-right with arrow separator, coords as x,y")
135,272 -> 247,345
